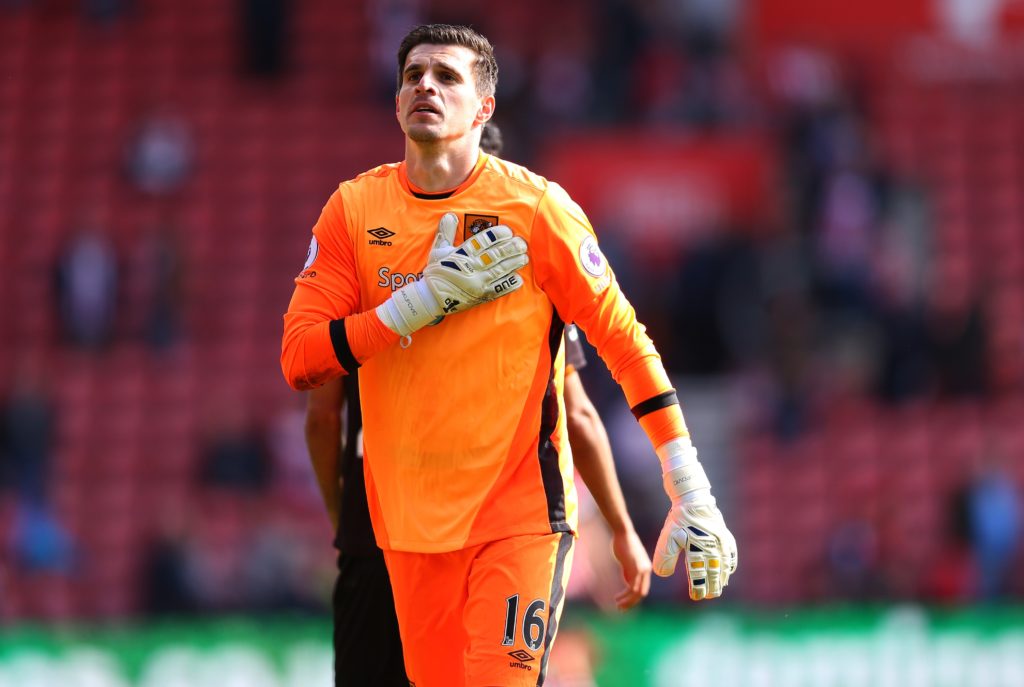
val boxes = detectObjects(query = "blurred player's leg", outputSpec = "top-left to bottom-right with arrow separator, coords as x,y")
333,551 -> 408,686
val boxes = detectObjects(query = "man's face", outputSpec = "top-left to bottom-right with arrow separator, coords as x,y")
396,43 -> 493,144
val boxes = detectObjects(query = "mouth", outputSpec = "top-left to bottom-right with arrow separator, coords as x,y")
411,103 -> 441,117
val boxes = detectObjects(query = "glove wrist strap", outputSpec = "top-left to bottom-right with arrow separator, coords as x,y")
656,437 -> 698,472
376,281 -> 441,337
657,437 -> 712,503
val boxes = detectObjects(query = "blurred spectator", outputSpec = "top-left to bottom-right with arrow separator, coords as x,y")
268,396 -> 322,507
926,270 -> 989,397
873,219 -> 932,403
1,357 -> 75,574
369,0 -> 424,98
124,106 -> 195,198
0,354 -> 56,507
962,453 -> 1021,600
140,508 -> 203,615
590,0 -> 649,123
240,517 -> 326,612
82,0 -> 131,25
238,0 -> 290,78
10,502 -> 76,573
198,404 -> 272,492
54,217 -> 120,351
923,480 -> 981,603
532,35 -> 594,126
130,218 -> 185,351
825,515 -> 885,600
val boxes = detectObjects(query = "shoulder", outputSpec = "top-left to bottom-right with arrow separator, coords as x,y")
480,155 -> 551,199
328,162 -> 402,222
341,161 -> 401,192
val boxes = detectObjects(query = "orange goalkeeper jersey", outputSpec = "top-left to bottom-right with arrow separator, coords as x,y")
282,154 -> 674,553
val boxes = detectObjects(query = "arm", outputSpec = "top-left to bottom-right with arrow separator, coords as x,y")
564,369 -> 651,610
304,379 -> 344,530
533,184 -> 737,600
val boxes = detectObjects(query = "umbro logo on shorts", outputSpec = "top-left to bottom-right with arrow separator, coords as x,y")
508,648 -> 535,671
368,227 -> 396,246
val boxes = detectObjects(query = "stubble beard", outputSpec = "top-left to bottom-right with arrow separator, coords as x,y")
407,125 -> 443,144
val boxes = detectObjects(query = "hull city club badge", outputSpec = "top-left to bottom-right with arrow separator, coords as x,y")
464,213 -> 499,242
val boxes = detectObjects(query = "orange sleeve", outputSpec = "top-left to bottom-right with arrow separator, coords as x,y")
281,190 -> 363,390
532,183 -> 689,448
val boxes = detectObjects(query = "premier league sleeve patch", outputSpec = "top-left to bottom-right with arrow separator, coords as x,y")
578,235 -> 607,277
297,236 -> 319,279
304,236 -> 319,270
578,235 -> 611,294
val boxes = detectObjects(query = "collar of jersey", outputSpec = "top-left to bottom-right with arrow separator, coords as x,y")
399,153 -> 489,200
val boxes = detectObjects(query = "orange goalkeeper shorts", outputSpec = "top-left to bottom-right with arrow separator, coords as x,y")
383,531 -> 575,687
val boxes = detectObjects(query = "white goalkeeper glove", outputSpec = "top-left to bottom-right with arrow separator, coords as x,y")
653,437 -> 738,600
377,213 -> 529,337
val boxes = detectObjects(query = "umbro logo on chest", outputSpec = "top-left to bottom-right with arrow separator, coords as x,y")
367,227 -> 396,246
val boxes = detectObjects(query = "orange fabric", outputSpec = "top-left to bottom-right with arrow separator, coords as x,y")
281,191 -> 362,389
343,307 -> 400,364
384,532 -> 574,687
639,404 -> 690,450
281,153 -> 684,552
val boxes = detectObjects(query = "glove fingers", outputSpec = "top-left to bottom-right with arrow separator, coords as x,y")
461,224 -> 514,255
482,266 -> 527,298
652,518 -> 684,578
705,556 -> 722,598
483,253 -> 529,282
686,545 -> 708,600
432,212 -> 458,252
478,236 -> 527,264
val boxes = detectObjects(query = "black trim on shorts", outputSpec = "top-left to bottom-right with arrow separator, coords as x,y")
630,390 -> 679,420
537,532 -> 574,686
538,314 -> 568,530
329,318 -> 361,373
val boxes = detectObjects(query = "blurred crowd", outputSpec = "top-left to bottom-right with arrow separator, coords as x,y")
2,0 -> 1022,624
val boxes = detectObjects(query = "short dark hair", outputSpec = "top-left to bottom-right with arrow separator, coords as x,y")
396,24 -> 498,97
480,123 -> 503,155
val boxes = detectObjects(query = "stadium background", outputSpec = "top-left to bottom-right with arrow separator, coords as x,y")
2,0 -> 1024,684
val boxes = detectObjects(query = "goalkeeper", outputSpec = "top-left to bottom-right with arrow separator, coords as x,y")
281,23 -> 736,687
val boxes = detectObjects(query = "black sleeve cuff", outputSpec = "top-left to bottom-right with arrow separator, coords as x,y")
630,390 -> 678,420
329,318 -> 361,373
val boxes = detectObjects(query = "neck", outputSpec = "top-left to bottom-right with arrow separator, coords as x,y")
404,138 -> 481,192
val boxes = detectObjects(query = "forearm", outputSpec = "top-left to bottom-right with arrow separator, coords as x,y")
304,413 -> 342,530
282,309 -> 399,391
573,288 -> 689,451
565,375 -> 634,535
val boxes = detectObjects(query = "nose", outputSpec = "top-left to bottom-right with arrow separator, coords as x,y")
414,73 -> 437,94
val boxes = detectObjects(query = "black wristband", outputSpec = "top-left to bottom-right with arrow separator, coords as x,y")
630,390 -> 678,420
329,318 -> 361,373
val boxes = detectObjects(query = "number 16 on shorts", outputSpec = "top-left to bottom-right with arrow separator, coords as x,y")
502,594 -> 546,651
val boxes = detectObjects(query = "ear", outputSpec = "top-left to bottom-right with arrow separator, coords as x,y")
395,93 -> 401,118
475,94 -> 495,125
